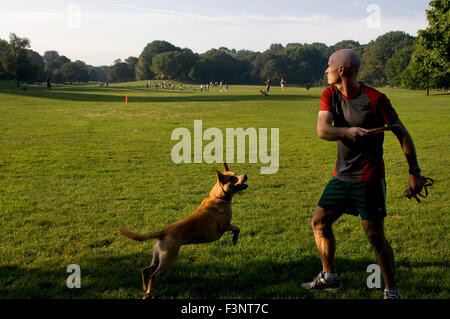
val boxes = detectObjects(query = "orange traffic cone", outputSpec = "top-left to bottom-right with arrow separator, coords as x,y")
125,96 -> 128,103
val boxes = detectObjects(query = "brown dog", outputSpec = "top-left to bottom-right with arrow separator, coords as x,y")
119,163 -> 248,299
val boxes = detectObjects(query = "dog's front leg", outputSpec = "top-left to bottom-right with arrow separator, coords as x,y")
228,224 -> 240,245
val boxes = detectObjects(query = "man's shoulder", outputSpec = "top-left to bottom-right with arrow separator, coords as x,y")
360,84 -> 385,100
320,86 -> 338,112
321,85 -> 338,95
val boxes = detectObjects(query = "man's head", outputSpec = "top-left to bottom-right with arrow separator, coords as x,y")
325,49 -> 361,85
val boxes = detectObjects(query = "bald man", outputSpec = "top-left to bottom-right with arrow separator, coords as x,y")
301,49 -> 424,299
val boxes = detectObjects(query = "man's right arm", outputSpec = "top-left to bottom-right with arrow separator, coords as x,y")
317,111 -> 366,142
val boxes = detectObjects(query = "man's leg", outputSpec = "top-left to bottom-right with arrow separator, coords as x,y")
361,218 -> 396,290
311,206 -> 343,273
301,206 -> 343,292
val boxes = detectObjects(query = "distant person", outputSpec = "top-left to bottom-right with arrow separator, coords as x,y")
106,81 -> 109,87
280,78 -> 285,92
46,77 -> 52,90
265,79 -> 271,92
306,81 -> 310,91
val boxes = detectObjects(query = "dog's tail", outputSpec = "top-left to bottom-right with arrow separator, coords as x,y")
119,227 -> 163,241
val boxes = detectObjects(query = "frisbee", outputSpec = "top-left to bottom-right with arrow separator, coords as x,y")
364,124 -> 400,135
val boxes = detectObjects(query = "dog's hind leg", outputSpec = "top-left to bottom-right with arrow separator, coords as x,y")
143,238 -> 181,299
141,242 -> 161,291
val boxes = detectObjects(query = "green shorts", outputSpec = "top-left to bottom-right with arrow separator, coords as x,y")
317,177 -> 387,220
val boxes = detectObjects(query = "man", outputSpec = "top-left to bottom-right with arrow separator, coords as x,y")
301,49 -> 425,299
266,78 -> 271,92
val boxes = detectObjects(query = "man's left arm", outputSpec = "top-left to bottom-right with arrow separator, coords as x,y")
391,118 -> 425,196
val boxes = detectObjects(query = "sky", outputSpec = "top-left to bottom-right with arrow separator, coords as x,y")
0,0 -> 430,66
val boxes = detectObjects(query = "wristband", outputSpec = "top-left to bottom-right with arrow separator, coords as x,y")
409,167 -> 421,176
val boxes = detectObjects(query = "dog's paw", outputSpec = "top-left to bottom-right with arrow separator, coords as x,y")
143,293 -> 151,299
232,234 -> 239,245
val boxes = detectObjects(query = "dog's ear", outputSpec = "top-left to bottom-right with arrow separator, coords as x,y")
216,170 -> 224,186
223,162 -> 230,172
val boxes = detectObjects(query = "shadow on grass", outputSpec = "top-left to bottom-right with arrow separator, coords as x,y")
0,252 -> 446,299
0,86 -> 317,104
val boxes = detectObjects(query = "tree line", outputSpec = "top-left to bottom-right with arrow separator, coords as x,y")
0,1 -> 447,93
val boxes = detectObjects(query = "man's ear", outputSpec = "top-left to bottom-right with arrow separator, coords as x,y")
216,170 -> 224,186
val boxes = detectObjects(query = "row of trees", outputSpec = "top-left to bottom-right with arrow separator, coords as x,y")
0,1 -> 447,91
0,35 -> 112,86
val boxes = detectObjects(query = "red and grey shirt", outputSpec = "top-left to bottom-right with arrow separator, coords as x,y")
320,84 -> 399,182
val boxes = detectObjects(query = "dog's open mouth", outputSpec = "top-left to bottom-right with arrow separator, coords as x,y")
235,183 -> 248,190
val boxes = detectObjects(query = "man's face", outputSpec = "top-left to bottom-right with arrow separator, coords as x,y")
325,57 -> 341,85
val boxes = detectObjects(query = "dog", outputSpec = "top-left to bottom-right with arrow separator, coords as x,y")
260,90 -> 268,96
119,163 -> 248,299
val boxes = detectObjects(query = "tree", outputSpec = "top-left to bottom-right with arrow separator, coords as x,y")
125,56 -> 138,66
58,60 -> 89,83
359,31 -> 415,85
151,50 -> 198,80
0,33 -> 33,86
330,40 -> 364,57
74,60 -> 89,82
331,40 -> 361,52
27,49 -> 45,83
88,65 -> 110,82
58,62 -> 78,83
269,43 -> 284,52
282,44 -> 328,84
0,38 -> 9,79
44,53 -> 71,81
189,49 -> 247,83
411,0 -> 449,92
385,46 -> 415,87
108,61 -> 135,82
136,41 -> 181,80
43,50 -> 59,64
401,47 -> 436,93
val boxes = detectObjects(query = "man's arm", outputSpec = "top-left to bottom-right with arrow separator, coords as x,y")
391,118 -> 425,195
317,110 -> 367,142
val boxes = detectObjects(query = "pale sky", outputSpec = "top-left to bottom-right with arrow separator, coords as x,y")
0,0 -> 430,66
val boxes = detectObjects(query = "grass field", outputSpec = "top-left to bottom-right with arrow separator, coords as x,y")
0,81 -> 448,299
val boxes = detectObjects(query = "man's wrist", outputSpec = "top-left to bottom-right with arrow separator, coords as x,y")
409,167 -> 421,176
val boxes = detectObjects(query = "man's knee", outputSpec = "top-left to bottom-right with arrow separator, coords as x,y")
362,218 -> 388,248
364,226 -> 390,250
366,230 -> 384,247
311,206 -> 338,231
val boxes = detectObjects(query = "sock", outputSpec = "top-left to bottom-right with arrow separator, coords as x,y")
322,271 -> 338,281
384,289 -> 399,296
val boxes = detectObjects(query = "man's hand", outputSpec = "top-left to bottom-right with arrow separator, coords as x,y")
317,111 -> 368,141
344,127 -> 367,142
406,174 -> 426,201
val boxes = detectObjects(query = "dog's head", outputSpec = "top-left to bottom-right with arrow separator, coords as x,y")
214,163 -> 248,200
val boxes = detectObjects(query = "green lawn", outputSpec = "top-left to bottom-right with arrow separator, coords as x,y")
0,81 -> 448,299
